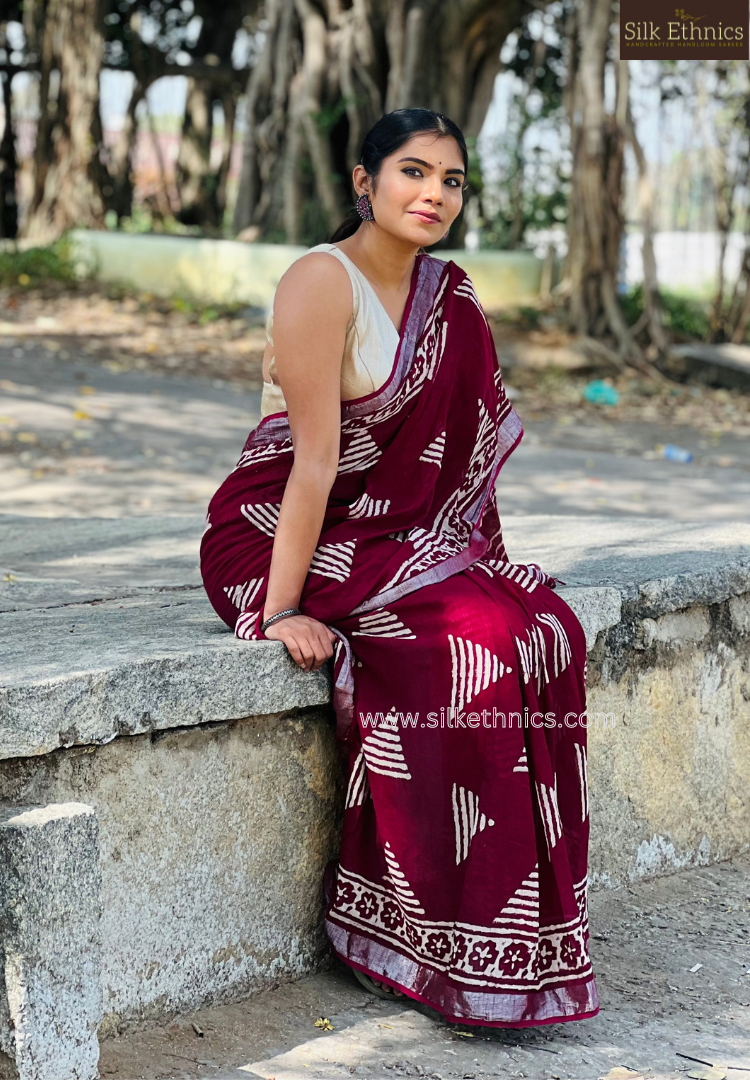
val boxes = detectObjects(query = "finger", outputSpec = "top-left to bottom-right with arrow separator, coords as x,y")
284,635 -> 307,669
297,639 -> 316,671
315,628 -> 335,659
310,639 -> 330,671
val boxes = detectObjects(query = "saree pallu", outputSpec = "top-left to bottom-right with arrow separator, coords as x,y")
200,251 -> 599,1027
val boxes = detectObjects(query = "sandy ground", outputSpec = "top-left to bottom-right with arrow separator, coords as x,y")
97,854 -> 750,1080
1,286 -> 750,520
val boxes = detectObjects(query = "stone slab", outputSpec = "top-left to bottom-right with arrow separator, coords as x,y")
1,514 -> 749,760
0,802 -> 102,1080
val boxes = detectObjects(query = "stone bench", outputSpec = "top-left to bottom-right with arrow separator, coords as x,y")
1,513 -> 748,1079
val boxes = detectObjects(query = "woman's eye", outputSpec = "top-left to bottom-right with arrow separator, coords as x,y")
403,168 -> 462,188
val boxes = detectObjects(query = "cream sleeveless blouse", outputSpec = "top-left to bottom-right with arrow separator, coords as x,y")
260,242 -> 402,419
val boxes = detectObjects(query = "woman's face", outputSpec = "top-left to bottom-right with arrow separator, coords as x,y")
359,132 -> 466,246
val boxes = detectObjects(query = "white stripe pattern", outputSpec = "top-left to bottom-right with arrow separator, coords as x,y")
454,277 -> 489,328
309,540 -> 356,582
452,783 -> 495,865
345,748 -> 370,809
352,609 -> 416,639
536,780 -> 563,855
240,501 -> 281,537
419,431 -> 446,466
494,865 -> 540,925
515,624 -> 550,694
223,576 -> 264,611
362,710 -> 412,779
383,842 -> 425,915
513,749 -> 528,773
482,559 -> 540,593
337,430 -> 382,473
234,439 -> 293,470
574,743 -> 589,821
536,612 -> 572,679
348,492 -> 391,518
448,633 -> 508,713
202,513 -> 212,536
235,610 -> 260,640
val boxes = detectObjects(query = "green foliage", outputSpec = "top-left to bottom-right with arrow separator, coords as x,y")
622,283 -> 712,340
0,238 -> 81,288
476,9 -> 569,251
118,205 -> 201,236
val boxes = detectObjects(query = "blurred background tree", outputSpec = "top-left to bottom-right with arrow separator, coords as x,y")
4,0 -> 750,360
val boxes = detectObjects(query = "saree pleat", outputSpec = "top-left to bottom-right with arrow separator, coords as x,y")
200,250 -> 599,1027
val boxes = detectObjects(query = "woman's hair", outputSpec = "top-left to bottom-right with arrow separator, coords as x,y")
328,108 -> 468,245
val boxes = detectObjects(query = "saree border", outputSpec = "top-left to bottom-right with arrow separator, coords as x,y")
242,252 -> 448,447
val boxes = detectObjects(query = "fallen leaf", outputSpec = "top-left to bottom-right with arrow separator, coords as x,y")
79,386 -> 97,395
16,432 -> 38,443
599,1069 -> 643,1080
687,1068 -> 727,1080
73,410 -> 92,420
314,1017 -> 333,1031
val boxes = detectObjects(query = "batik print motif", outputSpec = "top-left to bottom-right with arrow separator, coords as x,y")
200,250 -> 598,1027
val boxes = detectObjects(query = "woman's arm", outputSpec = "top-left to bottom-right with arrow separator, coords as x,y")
261,253 -> 354,671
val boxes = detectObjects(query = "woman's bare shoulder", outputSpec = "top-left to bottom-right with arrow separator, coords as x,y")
273,250 -> 353,328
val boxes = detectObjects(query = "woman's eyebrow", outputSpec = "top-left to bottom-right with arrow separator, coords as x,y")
396,156 -> 465,177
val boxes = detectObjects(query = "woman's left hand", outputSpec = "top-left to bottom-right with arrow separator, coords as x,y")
263,613 -> 337,672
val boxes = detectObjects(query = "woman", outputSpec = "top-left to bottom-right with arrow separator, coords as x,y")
201,109 -> 599,1028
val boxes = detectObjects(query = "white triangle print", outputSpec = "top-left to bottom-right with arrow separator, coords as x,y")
493,864 -> 539,925
419,431 -> 446,466
309,540 -> 356,583
536,612 -> 572,679
348,492 -> 391,518
235,610 -> 260,640
362,708 -> 412,780
383,841 -> 425,915
452,783 -> 495,865
513,748 -> 528,773
337,430 -> 382,473
240,502 -> 281,537
345,747 -> 370,809
574,743 -> 588,821
352,609 -> 416,639
536,779 -> 563,855
223,576 -> 264,611
448,634 -> 507,712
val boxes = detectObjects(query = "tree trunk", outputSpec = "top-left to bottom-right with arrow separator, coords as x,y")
174,0 -> 247,228
92,78 -> 145,224
233,0 -> 532,244
22,0 -> 106,242
561,0 -> 633,358
0,70 -> 18,239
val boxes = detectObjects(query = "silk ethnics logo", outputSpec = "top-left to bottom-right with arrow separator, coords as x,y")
620,2 -> 748,58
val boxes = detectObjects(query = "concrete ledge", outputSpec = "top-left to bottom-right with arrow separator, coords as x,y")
68,231 -> 545,309
0,512 -> 749,1032
0,802 -> 102,1080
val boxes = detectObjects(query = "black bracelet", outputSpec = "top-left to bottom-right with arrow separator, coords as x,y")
260,608 -> 302,634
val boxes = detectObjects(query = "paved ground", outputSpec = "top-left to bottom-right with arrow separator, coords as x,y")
1,342 -> 750,520
98,854 -> 750,1080
2,315 -> 750,1080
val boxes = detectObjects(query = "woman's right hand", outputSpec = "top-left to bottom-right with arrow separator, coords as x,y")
263,614 -> 337,672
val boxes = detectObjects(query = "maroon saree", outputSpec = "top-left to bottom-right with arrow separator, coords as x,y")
200,250 -> 599,1027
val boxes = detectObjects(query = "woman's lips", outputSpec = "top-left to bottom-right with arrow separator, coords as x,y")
409,211 -> 441,223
